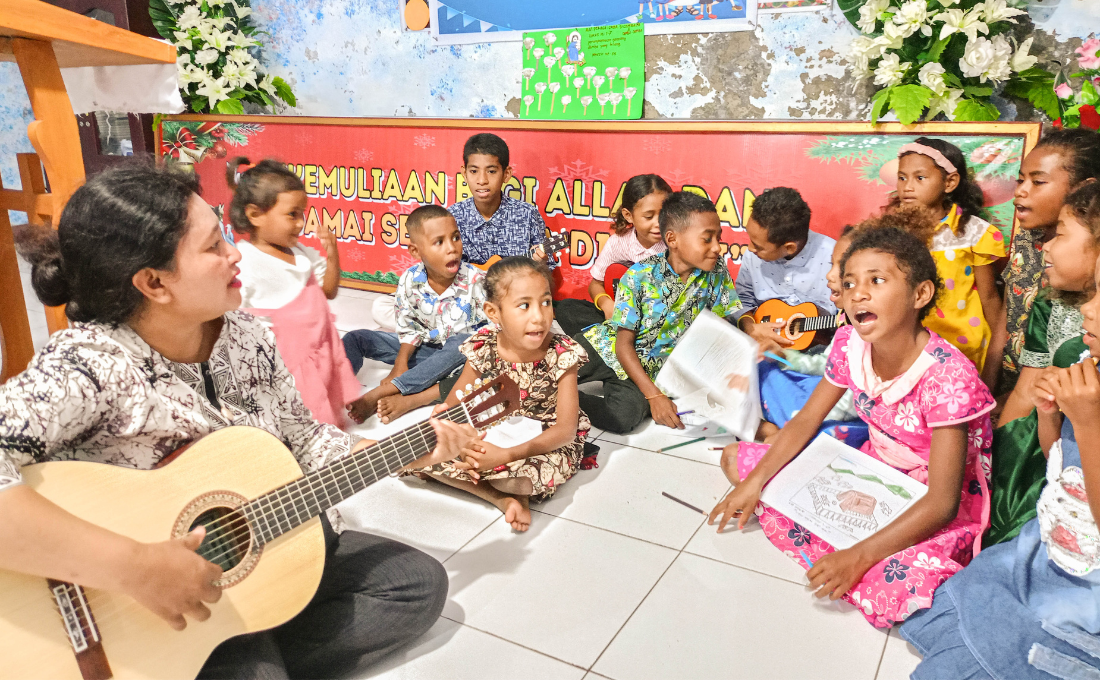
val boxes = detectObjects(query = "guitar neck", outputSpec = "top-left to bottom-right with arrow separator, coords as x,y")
243,405 -> 469,545
793,314 -> 843,333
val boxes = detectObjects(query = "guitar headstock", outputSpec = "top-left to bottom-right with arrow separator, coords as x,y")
544,229 -> 569,260
456,374 -> 521,431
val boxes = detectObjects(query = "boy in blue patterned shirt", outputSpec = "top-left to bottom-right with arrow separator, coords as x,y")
449,133 -> 552,267
577,192 -> 742,433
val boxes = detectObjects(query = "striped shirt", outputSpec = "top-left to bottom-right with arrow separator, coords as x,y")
590,229 -> 667,281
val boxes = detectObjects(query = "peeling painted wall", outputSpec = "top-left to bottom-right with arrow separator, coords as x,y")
0,0 -> 1096,224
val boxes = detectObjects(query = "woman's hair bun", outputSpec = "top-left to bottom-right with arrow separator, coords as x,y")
16,226 -> 72,307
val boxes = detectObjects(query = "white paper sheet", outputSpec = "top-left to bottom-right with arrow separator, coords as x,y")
481,416 -> 544,448
654,309 -> 761,441
61,50 -> 184,115
759,434 -> 928,549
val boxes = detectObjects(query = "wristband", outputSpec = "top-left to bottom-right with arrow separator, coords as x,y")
645,393 -> 667,401
593,293 -> 612,310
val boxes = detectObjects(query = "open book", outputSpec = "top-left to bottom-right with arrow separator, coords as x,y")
759,434 -> 928,549
654,309 -> 761,441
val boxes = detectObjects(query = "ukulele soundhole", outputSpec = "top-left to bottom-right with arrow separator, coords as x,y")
174,490 -> 262,588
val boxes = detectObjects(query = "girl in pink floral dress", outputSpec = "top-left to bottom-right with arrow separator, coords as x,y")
710,223 -> 995,628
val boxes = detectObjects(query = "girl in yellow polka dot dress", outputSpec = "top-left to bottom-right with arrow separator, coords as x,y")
893,137 -> 1007,386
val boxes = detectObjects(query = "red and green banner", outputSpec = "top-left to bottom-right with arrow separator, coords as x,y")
158,117 -> 1038,298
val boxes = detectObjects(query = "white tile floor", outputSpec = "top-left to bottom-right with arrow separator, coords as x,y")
13,270 -> 925,680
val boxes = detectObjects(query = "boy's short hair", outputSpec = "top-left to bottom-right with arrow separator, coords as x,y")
407,204 -> 453,240
463,133 -> 510,169
750,187 -> 811,245
658,191 -> 717,238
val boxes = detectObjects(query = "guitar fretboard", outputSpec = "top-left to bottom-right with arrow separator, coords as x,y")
243,405 -> 470,545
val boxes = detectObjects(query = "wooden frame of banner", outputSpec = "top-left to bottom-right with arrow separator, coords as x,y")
159,116 -> 1042,293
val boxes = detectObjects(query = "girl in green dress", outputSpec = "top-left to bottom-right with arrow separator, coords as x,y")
988,183 -> 1100,545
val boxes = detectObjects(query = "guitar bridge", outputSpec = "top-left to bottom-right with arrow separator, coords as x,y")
49,579 -> 112,680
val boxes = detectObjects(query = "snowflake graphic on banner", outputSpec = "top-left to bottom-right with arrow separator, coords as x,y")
559,266 -> 593,289
294,131 -> 313,146
547,160 -> 609,183
662,169 -> 713,191
354,148 -> 375,162
413,134 -> 436,148
642,137 -> 671,154
389,252 -> 420,272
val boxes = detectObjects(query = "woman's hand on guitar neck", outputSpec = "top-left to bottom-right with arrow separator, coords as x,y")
122,527 -> 223,631
405,404 -> 483,470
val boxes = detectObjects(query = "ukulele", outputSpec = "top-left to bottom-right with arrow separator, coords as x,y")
0,376 -> 519,680
472,229 -> 569,271
752,299 -> 846,351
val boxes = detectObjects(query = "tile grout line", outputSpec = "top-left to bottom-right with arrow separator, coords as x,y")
871,630 -> 891,680
440,516 -> 502,565
437,614 -> 591,673
528,508 -> 696,553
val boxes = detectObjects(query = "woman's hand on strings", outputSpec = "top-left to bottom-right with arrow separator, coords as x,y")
122,527 -> 223,631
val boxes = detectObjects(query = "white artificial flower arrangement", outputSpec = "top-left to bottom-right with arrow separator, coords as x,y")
840,0 -> 1059,123
150,0 -> 296,114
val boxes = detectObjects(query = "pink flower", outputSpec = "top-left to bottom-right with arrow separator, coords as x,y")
1055,82 -> 1074,99
1077,38 -> 1100,69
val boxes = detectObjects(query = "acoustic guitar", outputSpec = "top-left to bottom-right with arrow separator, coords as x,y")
0,376 -> 519,680
752,299 -> 846,351
472,229 -> 569,271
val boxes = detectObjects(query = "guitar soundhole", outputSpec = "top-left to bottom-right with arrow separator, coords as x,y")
192,507 -> 251,572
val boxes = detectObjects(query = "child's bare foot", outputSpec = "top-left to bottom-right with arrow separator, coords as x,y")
347,392 -> 381,423
378,387 -> 439,424
495,494 -> 531,532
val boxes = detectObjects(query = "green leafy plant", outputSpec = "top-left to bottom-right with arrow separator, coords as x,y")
149,0 -> 296,115
841,0 -> 1054,124
1047,38 -> 1100,130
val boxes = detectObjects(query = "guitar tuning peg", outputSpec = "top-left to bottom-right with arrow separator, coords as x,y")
475,378 -> 483,387
456,389 -> 464,399
465,383 -> 472,392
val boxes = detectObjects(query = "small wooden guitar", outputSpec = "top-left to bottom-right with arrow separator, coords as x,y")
752,299 -> 845,351
472,229 -> 569,271
0,376 -> 519,680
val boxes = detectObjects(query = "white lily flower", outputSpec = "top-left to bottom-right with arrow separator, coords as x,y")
176,51 -> 192,68
936,7 -> 989,42
847,36 -> 875,77
177,5 -> 204,30
1010,36 -> 1038,72
259,73 -> 277,96
893,1 -> 932,38
874,52 -> 910,87
883,23 -> 910,46
980,0 -> 1026,24
204,29 -> 232,52
230,33 -> 261,49
856,0 -> 890,34
231,1 -> 253,19
197,75 -> 233,106
193,49 -> 221,66
173,31 -> 193,51
937,0 -> 959,5
919,62 -> 948,96
207,0 -> 227,6
201,16 -> 234,31
927,88 -> 964,119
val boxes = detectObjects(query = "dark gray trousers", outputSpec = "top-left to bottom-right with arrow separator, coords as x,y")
198,519 -> 448,680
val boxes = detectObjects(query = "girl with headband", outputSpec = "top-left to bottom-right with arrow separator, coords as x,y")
893,137 -> 1006,388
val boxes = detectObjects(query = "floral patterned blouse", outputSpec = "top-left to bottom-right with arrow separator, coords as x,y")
463,327 -> 591,436
583,252 -> 742,380
0,312 -> 358,493
1002,227 -> 1046,391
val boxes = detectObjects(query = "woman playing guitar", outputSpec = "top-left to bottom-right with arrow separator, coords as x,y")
0,165 -> 476,679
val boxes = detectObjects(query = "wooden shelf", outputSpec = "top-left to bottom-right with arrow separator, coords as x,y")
0,0 -> 175,67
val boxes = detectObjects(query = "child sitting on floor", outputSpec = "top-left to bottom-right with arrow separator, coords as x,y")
733,187 -> 837,355
893,137 -> 1006,386
555,174 -> 671,337
229,157 -> 360,426
988,183 -> 1100,547
755,224 -> 860,444
711,225 -> 995,629
343,205 -> 486,424
901,267 -> 1100,679
412,257 -> 589,532
577,191 -> 742,434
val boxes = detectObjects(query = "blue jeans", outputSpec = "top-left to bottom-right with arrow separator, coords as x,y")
342,330 -> 467,395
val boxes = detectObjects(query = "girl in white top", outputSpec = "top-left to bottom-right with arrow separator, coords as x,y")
555,174 -> 671,337
228,157 -> 361,426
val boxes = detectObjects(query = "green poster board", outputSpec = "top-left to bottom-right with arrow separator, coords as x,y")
520,23 -> 644,121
